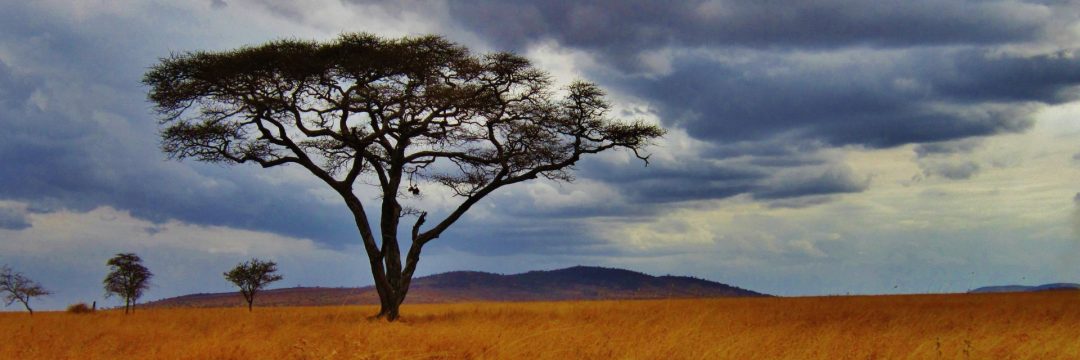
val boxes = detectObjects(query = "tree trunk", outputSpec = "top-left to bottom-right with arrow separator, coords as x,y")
338,178 -> 426,322
384,298 -> 401,321
376,297 -> 389,318
23,298 -> 32,316
341,194 -> 399,320
371,268 -> 415,321
374,269 -> 398,320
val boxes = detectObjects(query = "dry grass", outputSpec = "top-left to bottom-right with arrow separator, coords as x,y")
2,291 -> 1078,359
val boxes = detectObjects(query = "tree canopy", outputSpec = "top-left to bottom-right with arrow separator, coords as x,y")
224,258 -> 284,311
104,253 -> 153,314
144,33 -> 664,320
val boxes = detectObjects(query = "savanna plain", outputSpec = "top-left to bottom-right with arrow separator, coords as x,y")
2,292 -> 1078,359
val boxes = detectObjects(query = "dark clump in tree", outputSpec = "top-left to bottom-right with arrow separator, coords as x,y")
224,258 -> 283,312
103,253 -> 152,314
144,33 -> 664,321
0,265 -> 51,316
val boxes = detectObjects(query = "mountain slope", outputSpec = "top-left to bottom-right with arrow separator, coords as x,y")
969,283 -> 1080,293
145,266 -> 767,308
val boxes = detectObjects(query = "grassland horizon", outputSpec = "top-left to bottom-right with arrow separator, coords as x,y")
2,291 -> 1078,359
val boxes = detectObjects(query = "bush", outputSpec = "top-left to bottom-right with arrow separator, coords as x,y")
67,302 -> 94,314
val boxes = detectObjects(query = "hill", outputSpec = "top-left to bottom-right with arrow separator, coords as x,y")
969,282 -> 1080,293
144,265 -> 767,308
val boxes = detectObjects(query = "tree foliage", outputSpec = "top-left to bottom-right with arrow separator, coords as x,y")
103,253 -> 152,314
0,265 -> 50,315
144,33 -> 664,320
224,258 -> 283,311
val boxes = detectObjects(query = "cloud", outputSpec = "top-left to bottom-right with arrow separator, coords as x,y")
433,217 -> 612,256
765,195 -> 838,209
573,136 -> 871,206
619,48 -> 1074,149
914,139 -> 982,158
0,205 -> 31,230
442,0 -> 1063,59
752,165 -> 870,200
920,161 -> 982,180
580,157 -> 764,204
0,4 -> 381,247
912,139 -> 985,180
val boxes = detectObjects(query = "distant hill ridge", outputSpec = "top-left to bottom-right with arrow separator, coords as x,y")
145,265 -> 768,308
969,283 -> 1080,294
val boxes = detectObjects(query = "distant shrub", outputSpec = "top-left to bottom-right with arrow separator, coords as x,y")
67,302 -> 94,314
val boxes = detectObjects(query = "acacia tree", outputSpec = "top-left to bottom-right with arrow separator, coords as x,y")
103,253 -> 152,314
224,258 -> 283,312
0,265 -> 51,315
144,33 -> 664,321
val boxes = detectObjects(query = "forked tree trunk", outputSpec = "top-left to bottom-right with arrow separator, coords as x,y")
343,180 -> 428,322
371,267 -> 413,321
374,287 -> 405,321
385,299 -> 401,321
372,274 -> 397,320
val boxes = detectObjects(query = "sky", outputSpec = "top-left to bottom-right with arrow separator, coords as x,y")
3,0 -> 1080,310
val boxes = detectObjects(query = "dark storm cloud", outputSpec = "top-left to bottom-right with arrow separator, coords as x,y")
578,157 -> 764,203
0,88 -> 359,244
624,48 -> 1076,148
575,146 -> 869,205
431,0 -> 1080,151
0,8 -> 358,247
444,0 -> 1057,53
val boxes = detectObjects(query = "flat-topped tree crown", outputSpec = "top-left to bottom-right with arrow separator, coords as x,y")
144,33 -> 664,321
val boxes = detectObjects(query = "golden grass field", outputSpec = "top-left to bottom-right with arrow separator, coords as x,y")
2,291 -> 1079,359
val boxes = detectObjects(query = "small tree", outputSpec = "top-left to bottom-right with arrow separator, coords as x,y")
0,265 -> 51,315
103,253 -> 152,314
224,258 -> 283,312
144,33 -> 664,320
